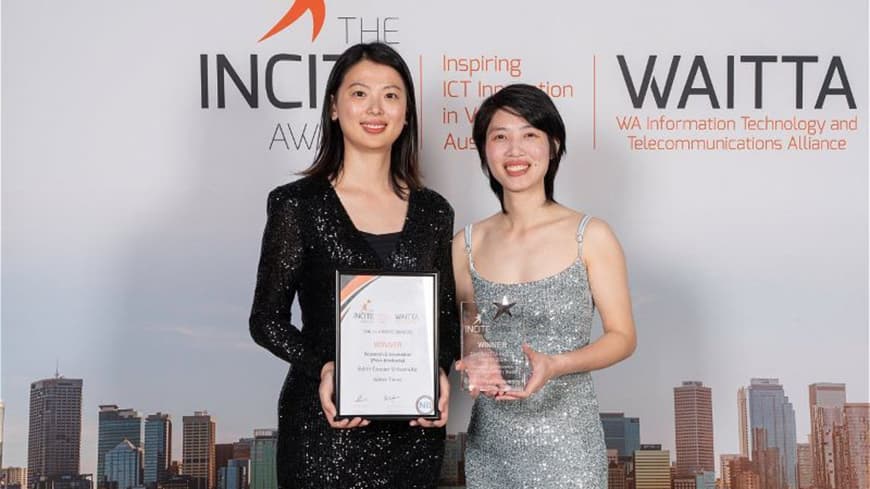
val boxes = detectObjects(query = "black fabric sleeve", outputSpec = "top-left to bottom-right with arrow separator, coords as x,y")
249,188 -> 324,380
435,206 -> 460,373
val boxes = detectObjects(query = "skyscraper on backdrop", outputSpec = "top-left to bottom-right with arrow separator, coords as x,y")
1,400 -> 6,469
841,403 -> 869,489
27,376 -> 83,488
674,381 -> 714,476
748,378 -> 797,489
182,412 -> 216,489
809,383 -> 846,489
97,405 -> 142,487
796,442 -> 814,489
144,413 -> 172,487
737,387 -> 749,458
104,440 -> 143,489
634,445 -> 671,489
600,412 -> 641,459
249,430 -> 277,489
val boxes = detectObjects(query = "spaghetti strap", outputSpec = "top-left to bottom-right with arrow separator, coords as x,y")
576,215 -> 592,257
464,224 -> 476,270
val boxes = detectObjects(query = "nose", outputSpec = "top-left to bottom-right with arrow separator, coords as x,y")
506,135 -> 523,156
366,97 -> 384,115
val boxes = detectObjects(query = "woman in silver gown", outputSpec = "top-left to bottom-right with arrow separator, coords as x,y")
453,84 -> 638,488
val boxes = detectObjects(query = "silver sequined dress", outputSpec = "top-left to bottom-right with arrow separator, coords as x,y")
463,215 -> 608,489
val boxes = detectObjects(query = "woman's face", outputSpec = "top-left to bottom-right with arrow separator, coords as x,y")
484,108 -> 552,196
331,59 -> 407,154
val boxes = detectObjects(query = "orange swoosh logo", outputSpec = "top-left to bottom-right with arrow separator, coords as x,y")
259,0 -> 326,42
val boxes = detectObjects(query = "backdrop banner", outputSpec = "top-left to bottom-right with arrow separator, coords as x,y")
2,2 -> 867,488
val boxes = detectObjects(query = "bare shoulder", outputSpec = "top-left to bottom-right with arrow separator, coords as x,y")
550,205 -> 584,230
456,213 -> 502,241
452,227 -> 467,255
584,216 -> 616,239
475,213 -> 503,231
582,217 -> 624,258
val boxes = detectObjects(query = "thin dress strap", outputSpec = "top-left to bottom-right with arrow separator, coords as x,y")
576,215 -> 593,258
464,223 -> 476,271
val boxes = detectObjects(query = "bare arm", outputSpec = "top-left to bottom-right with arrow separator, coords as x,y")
504,218 -> 636,398
552,218 -> 636,374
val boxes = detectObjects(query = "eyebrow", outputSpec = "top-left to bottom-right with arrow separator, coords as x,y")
487,124 -> 534,132
347,82 -> 404,91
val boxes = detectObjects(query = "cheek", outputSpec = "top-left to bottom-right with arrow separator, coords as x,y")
484,144 -> 500,168
528,142 -> 550,162
335,100 -> 355,119
389,104 -> 407,121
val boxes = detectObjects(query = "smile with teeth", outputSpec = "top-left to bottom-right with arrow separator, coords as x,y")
504,161 -> 531,176
361,121 -> 387,133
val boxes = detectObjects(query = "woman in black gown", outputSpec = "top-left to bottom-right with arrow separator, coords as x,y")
249,42 -> 459,488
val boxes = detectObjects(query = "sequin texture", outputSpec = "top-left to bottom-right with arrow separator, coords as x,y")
249,176 -> 459,488
463,216 -> 608,489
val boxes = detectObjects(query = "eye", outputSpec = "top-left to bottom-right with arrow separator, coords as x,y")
351,90 -> 366,98
490,133 -> 506,141
524,132 -> 540,139
385,92 -> 400,100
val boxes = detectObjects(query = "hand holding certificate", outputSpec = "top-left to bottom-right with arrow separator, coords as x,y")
334,271 -> 440,420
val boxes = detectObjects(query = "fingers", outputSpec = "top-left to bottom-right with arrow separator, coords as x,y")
496,391 -> 530,401
329,416 -> 370,429
334,417 -> 370,428
522,343 -> 538,362
520,343 -> 553,397
319,361 -> 370,429
413,409 -> 447,428
318,364 -> 338,424
524,370 -> 548,393
412,370 -> 450,428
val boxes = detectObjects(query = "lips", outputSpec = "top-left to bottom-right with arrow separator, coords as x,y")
504,160 -> 531,177
361,121 -> 387,134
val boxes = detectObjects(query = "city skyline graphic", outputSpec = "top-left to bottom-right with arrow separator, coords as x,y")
3,368 -> 867,489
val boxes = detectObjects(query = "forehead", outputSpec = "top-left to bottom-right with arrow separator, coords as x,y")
340,59 -> 405,89
488,108 -> 533,131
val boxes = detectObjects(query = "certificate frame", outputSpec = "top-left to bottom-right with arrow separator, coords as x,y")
334,269 -> 440,420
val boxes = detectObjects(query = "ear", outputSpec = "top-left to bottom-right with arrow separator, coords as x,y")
552,139 -> 561,157
330,95 -> 337,121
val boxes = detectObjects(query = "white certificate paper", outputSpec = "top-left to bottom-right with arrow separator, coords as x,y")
335,271 -> 439,419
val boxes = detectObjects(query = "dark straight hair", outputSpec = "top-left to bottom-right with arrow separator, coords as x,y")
302,42 -> 421,199
471,84 -> 567,212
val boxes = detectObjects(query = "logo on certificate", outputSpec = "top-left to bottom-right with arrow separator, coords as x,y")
352,299 -> 375,322
415,395 -> 434,415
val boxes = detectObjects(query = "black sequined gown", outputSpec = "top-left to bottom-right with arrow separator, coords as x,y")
249,176 -> 459,489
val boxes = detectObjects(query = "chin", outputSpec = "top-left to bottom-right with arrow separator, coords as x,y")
500,179 -> 546,195
345,135 -> 399,152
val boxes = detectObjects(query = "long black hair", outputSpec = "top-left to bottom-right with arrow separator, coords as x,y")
471,84 -> 566,212
302,42 -> 420,198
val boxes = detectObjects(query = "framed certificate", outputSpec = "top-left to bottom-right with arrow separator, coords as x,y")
334,270 -> 440,420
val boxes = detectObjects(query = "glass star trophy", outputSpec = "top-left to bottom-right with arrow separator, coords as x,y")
460,298 -> 529,393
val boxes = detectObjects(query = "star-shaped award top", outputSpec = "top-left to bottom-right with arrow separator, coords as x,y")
492,295 -> 516,320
